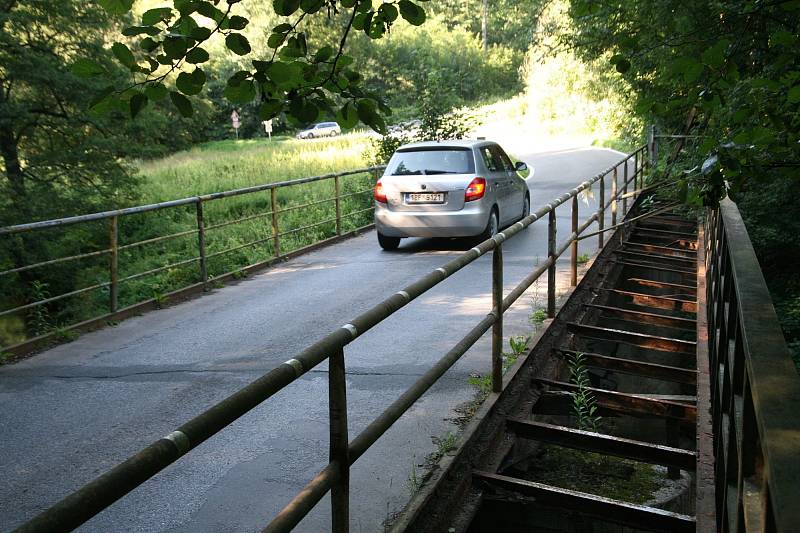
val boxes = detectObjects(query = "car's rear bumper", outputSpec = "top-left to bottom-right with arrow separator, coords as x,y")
375,202 -> 489,238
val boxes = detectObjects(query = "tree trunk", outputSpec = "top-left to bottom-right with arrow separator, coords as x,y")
481,0 -> 488,52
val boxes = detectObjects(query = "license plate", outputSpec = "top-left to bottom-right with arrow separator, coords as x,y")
407,192 -> 445,204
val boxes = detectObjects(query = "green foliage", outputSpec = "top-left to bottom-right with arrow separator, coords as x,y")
577,253 -> 590,265
529,309 -> 547,325
90,0 -> 442,133
568,352 -> 602,432
562,0 -> 800,205
508,335 -> 529,356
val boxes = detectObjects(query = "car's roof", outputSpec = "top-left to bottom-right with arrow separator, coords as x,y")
397,139 -> 495,150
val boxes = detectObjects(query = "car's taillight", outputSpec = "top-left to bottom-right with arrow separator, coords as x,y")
374,180 -> 387,203
465,177 -> 486,202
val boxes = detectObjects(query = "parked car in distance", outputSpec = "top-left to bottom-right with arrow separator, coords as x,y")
374,140 -> 532,250
296,122 -> 341,139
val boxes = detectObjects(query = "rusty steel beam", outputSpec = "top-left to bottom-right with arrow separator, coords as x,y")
613,259 -> 697,277
554,347 -> 697,385
627,234 -> 697,250
533,378 -> 697,422
624,278 -> 697,295
473,471 -> 696,533
622,241 -> 696,258
506,418 -> 696,471
635,225 -> 697,238
567,322 -> 696,354
615,249 -> 697,268
602,288 -> 698,313
585,303 -> 696,330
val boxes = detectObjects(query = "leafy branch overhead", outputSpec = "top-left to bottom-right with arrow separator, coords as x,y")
75,0 -> 430,132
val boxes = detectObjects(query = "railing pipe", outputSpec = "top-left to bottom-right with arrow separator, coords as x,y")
329,348 -> 349,532
571,196 -> 578,286
196,200 -> 208,288
334,175 -> 342,236
271,188 -> 281,258
0,167 -> 385,236
109,216 -> 119,313
492,241 -> 504,393
598,173 -> 605,249
623,161 -> 629,214
612,167 -> 618,226
547,209 -> 557,318
14,148 -> 648,533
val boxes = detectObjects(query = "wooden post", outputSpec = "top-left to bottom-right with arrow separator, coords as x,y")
547,209 -> 557,318
334,175 -> 342,236
109,216 -> 118,313
571,196 -> 578,287
196,200 -> 208,289
329,348 -> 349,532
492,244 -> 503,393
271,188 -> 280,258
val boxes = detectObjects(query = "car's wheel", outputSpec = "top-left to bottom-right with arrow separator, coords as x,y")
521,194 -> 530,222
479,208 -> 499,241
307,132 -> 314,139
378,231 -> 401,250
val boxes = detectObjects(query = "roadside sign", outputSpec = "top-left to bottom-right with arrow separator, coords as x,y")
231,110 -> 240,139
262,119 -> 273,140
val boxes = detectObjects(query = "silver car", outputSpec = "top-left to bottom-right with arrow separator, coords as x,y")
374,140 -> 531,250
296,121 -> 341,139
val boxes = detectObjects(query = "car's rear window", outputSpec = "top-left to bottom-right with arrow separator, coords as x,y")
386,148 -> 475,175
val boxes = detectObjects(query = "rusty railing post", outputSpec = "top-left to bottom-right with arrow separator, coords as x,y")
571,196 -> 578,286
598,173 -> 605,249
547,208 -> 557,318
492,242 -> 503,393
109,216 -> 118,313
329,347 -> 349,532
196,200 -> 208,288
334,175 -> 342,236
623,160 -> 629,214
634,150 -> 639,196
611,167 -> 618,227
271,188 -> 281,258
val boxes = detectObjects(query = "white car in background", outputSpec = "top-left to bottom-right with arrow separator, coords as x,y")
296,122 -> 341,139
374,140 -> 532,250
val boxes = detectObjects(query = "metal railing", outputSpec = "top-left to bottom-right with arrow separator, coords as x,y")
705,199 -> 800,532
15,146 -> 649,533
0,167 -> 382,352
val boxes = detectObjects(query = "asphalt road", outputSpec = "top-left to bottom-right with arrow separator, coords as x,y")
0,146 -> 635,532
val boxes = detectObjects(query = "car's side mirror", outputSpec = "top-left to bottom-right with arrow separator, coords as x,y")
514,161 -> 528,172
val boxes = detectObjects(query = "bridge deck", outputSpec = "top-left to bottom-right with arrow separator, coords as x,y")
394,197 -> 709,532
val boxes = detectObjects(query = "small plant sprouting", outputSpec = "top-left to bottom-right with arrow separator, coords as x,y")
232,269 -> 248,280
407,461 -> 422,494
529,308 -> 548,325
29,281 -> 52,336
577,253 -> 590,265
432,431 -> 458,459
509,335 -> 529,356
152,291 -> 168,309
0,351 -> 13,365
568,352 -> 603,432
54,327 -> 77,343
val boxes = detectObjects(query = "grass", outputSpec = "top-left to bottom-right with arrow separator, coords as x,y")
525,445 -> 661,504
2,133 -> 377,348
137,132 -> 372,201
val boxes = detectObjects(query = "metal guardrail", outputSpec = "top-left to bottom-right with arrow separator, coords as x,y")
0,167 -> 383,351
705,198 -> 800,532
14,146 -> 648,532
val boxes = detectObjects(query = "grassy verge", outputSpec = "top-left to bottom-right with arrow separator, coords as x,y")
2,133 -> 376,348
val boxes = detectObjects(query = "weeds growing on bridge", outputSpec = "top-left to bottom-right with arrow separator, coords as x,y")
568,352 -> 603,432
